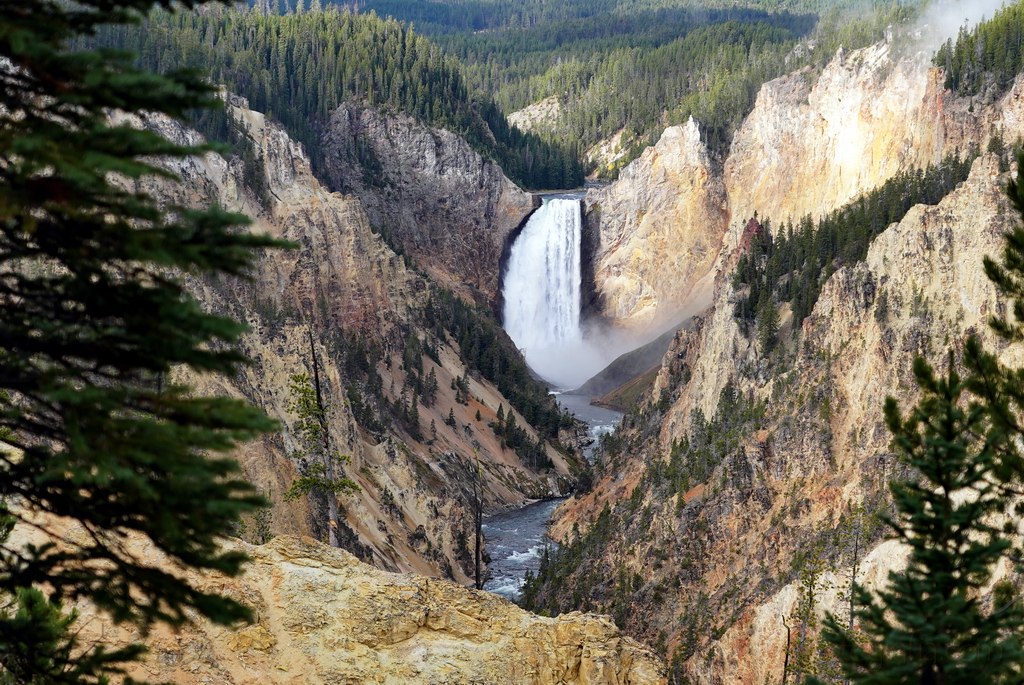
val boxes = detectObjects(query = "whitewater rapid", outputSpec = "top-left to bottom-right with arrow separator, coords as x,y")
503,199 -> 583,352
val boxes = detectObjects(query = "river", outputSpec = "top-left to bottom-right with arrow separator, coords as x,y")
483,394 -> 624,600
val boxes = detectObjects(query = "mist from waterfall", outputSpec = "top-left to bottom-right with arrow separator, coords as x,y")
502,198 -> 584,387
502,195 -> 705,389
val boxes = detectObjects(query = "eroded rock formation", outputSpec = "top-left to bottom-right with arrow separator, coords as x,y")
128,97 -> 582,584
38,533 -> 666,684
321,103 -> 537,299
586,37 -> 1024,330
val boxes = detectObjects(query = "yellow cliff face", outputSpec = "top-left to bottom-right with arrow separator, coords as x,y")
585,118 -> 727,329
724,42 -> 942,233
68,535 -> 666,685
589,38 -> 1024,331
557,154 -> 1022,683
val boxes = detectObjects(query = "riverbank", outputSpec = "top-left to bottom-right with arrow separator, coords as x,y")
482,394 -> 623,599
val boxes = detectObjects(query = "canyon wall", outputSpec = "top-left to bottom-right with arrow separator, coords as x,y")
544,32 -> 1024,683
585,118 -> 726,329
586,37 -> 1024,330
321,103 -> 537,299
554,151 -> 1021,683
130,97 -> 583,585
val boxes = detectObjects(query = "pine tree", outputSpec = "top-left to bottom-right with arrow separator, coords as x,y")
815,357 -> 1024,684
818,155 -> 1024,685
0,0 -> 285,680
283,372 -> 359,547
757,290 -> 779,354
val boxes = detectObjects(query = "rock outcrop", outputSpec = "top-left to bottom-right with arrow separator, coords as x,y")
509,95 -> 563,133
585,37 -> 1024,330
128,97 -> 583,584
321,103 -> 537,299
54,534 -> 666,684
584,118 -> 726,328
549,148 -> 1023,682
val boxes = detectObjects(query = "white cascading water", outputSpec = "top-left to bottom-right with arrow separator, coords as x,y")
502,198 -> 584,387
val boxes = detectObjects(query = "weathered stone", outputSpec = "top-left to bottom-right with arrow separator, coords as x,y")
69,536 -> 667,685
321,103 -> 536,299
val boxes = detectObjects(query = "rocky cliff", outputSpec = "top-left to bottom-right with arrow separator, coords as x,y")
585,37 -> 1024,330
26,530 -> 665,684
129,97 -> 584,584
584,118 -> 726,329
543,136 -> 1024,683
321,103 -> 537,299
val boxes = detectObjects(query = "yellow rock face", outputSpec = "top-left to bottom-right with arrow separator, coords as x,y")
589,38 -> 1024,330
586,118 -> 727,329
82,536 -> 666,685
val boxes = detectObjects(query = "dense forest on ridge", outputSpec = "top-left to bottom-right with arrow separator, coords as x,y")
325,0 -> 919,172
94,7 -> 584,190
935,0 -> 1024,98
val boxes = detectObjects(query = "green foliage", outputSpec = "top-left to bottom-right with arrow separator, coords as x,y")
522,383 -> 764,618
651,384 -> 765,497
346,1 -> 915,170
0,585 -> 143,685
757,290 -> 780,354
816,156 -> 1024,685
935,2 -> 1024,98
0,0 -> 285,680
815,357 -> 1024,684
285,373 -> 359,501
489,410 -> 554,470
422,289 -> 575,441
94,7 -> 583,190
733,151 -> 976,331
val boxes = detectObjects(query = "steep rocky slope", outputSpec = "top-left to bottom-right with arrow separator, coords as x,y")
51,534 -> 665,685
584,118 -> 726,329
321,103 -> 537,299
542,154 -> 1023,680
585,37 -> 1024,330
130,96 -> 584,584
509,95 -> 564,133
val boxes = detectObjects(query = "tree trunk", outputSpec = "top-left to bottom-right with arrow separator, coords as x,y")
473,452 -> 483,590
308,327 -> 339,547
328,495 -> 340,548
783,616 -> 791,685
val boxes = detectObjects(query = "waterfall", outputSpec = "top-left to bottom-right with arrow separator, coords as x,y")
502,198 -> 583,385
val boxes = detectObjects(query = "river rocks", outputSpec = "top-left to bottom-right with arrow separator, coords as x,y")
77,535 -> 666,685
321,102 -> 536,298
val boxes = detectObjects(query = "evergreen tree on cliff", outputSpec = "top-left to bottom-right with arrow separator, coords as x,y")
815,157 -> 1024,684
0,0 -> 283,680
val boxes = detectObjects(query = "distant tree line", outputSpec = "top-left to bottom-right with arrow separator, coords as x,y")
333,0 -> 919,172
935,1 -> 1024,98
91,7 -> 584,190
330,0 -> 900,35
733,150 -> 977,337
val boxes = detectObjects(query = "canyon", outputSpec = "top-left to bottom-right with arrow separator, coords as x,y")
29,13 -> 1024,685
127,95 -> 585,586
538,33 -> 1024,683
